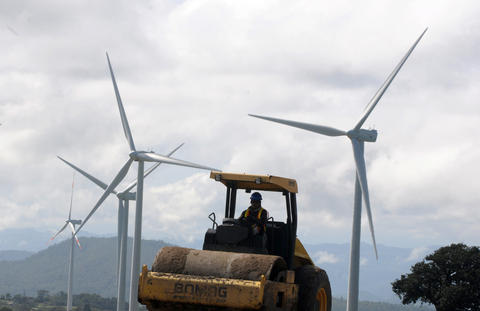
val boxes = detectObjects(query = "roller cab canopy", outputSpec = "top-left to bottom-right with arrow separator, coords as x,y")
208,170 -> 300,270
210,171 -> 298,194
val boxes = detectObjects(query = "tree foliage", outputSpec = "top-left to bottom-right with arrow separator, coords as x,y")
35,290 -> 49,303
392,243 -> 480,311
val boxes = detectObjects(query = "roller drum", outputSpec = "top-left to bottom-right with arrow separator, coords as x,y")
152,246 -> 287,281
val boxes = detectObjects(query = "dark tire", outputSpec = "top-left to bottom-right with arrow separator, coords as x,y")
295,265 -> 332,311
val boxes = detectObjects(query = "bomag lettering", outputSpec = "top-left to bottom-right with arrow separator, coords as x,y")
174,282 -> 227,298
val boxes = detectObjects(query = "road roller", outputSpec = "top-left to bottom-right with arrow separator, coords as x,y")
138,171 -> 332,311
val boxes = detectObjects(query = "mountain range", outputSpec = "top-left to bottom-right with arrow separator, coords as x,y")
0,250 -> 34,261
0,228 -> 101,252
0,228 -> 434,304
0,236 -> 169,298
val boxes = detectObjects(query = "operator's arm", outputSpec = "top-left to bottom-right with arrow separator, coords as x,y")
238,210 -> 246,220
238,210 -> 249,224
262,209 -> 268,221
259,209 -> 268,233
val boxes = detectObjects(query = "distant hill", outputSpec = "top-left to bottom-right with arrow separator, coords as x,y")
0,228 -> 55,252
0,228 -> 101,252
0,250 -> 34,261
0,237 -> 170,297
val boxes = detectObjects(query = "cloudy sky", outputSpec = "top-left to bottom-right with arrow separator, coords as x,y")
1,0 -> 479,252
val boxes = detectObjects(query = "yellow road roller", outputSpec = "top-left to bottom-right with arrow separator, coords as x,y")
138,171 -> 331,311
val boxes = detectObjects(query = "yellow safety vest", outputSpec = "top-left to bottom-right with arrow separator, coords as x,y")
245,208 -> 266,232
245,207 -> 263,219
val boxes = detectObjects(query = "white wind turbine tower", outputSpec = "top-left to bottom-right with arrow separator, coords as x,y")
57,142 -> 183,311
50,173 -> 82,311
250,29 -> 427,311
75,53 -> 220,311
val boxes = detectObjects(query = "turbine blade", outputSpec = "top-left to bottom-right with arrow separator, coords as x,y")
351,138 -> 378,259
50,223 -> 68,241
68,223 -> 82,249
249,114 -> 347,137
166,142 -> 185,157
75,158 -> 134,234
136,152 -> 220,171
57,156 -> 114,193
122,143 -> 185,193
354,28 -> 428,130
68,172 -> 75,220
106,52 -> 136,152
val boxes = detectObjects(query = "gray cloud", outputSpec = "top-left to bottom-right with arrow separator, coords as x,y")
1,0 -> 480,250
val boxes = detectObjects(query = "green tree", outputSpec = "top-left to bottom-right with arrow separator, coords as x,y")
392,243 -> 480,311
36,289 -> 49,303
73,293 -> 116,310
49,291 -> 67,306
12,294 -> 27,304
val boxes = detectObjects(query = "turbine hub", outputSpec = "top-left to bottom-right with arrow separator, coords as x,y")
347,129 -> 378,142
129,151 -> 142,161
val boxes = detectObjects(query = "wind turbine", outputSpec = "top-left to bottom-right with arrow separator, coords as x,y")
50,173 -> 82,311
249,29 -> 427,311
57,142 -> 183,311
75,53 -> 219,311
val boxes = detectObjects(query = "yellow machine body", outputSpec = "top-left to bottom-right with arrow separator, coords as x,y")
210,171 -> 298,193
138,265 -> 299,310
293,238 -> 314,268
138,171 -> 331,311
138,265 -> 266,309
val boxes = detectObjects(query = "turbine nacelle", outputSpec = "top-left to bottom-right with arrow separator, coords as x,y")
69,219 -> 82,225
128,150 -> 219,171
129,151 -> 173,162
347,129 -> 378,142
117,192 -> 136,200
129,151 -> 145,161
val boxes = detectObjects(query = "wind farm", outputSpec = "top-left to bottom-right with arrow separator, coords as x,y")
6,31 -> 429,311
45,28 -> 426,311
2,2 -> 480,311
